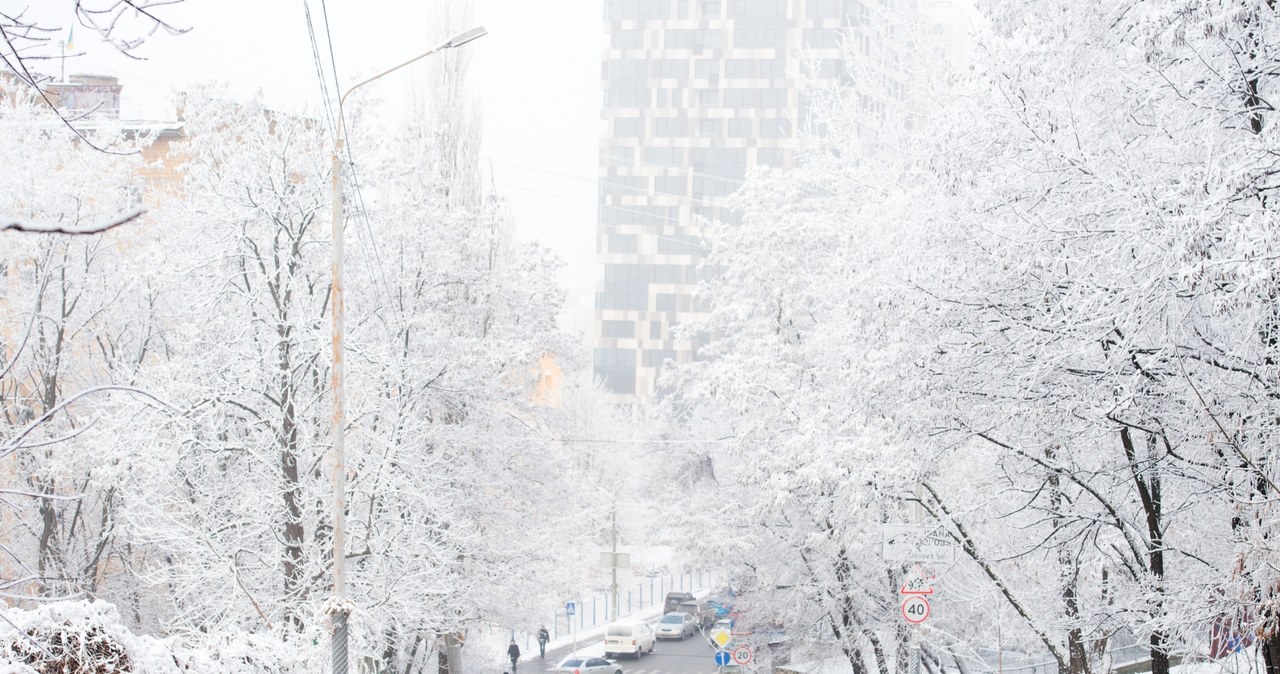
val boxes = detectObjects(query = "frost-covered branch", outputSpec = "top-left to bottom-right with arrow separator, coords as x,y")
0,207 -> 146,235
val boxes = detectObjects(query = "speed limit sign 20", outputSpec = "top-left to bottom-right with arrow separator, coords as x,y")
901,596 -> 930,624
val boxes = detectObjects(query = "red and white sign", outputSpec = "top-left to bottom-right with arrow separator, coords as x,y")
901,596 -> 931,624
899,574 -> 934,595
732,645 -> 753,665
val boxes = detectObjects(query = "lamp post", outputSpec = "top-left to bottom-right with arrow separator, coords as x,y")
328,25 -> 487,674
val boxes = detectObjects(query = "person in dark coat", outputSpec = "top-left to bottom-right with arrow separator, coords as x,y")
508,640 -> 521,672
537,626 -> 550,657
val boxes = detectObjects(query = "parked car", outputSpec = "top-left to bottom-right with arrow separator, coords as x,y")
552,656 -> 623,674
677,600 -> 715,628
654,611 -> 697,639
663,591 -> 695,613
604,620 -> 655,659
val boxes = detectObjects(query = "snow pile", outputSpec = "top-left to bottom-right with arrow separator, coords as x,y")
0,600 -> 168,673
0,600 -> 317,673
170,630 -> 317,673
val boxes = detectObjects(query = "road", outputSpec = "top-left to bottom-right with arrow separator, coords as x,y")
527,623 -> 725,674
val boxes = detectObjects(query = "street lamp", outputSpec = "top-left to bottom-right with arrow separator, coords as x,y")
328,25 -> 487,674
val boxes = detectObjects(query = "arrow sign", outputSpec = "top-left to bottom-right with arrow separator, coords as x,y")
715,650 -> 732,666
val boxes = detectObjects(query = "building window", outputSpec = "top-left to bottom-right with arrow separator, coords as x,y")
643,349 -> 679,367
603,320 -> 636,339
804,27 -> 840,48
807,0 -> 839,17
698,119 -> 722,136
694,59 -> 720,78
656,294 -> 677,312
698,89 -> 721,106
728,117 -> 753,137
612,29 -> 645,49
616,118 -> 643,136
644,147 -> 686,166
760,59 -> 787,79
593,347 -> 637,394
607,0 -> 672,19
725,59 -> 754,79
654,117 -> 688,137
609,234 -> 638,253
759,118 -> 791,138
608,146 -> 635,166
758,147 -> 785,166
658,235 -> 704,255
656,59 -> 688,79
655,175 -> 686,197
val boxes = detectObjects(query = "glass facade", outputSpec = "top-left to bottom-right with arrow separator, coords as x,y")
593,0 -> 877,400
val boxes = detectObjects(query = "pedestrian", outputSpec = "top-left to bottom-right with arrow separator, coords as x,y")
508,639 -> 521,673
537,626 -> 550,657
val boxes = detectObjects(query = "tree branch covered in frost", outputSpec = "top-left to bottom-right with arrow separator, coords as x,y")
0,1 -> 188,87
0,206 -> 146,234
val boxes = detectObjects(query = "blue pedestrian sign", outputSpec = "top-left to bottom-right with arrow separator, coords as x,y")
715,650 -> 731,666
565,601 -> 576,616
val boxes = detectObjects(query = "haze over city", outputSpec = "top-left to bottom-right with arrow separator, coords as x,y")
1,2 -> 1278,674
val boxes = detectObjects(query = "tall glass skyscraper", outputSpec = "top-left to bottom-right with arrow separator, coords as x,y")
593,0 -> 876,401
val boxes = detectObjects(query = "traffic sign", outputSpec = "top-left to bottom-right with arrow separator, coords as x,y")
882,524 -> 956,564
732,645 -> 753,665
565,601 -> 576,616
899,573 -> 934,596
711,627 -> 732,647
715,650 -> 732,666
901,596 -> 930,624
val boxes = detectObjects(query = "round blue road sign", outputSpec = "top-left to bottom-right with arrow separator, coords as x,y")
715,650 -> 731,666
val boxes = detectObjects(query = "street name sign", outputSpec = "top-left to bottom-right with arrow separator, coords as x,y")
600,552 -> 631,568
882,524 -> 956,564
900,596 -> 930,624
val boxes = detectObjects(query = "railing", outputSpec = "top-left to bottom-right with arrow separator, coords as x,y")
515,570 -> 716,652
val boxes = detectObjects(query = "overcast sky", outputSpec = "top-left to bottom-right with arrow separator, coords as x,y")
54,0 -> 604,336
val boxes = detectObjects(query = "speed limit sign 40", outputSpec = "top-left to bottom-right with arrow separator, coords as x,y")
901,595 -> 930,624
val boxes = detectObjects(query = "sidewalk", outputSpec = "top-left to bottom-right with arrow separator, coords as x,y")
470,583 -> 720,673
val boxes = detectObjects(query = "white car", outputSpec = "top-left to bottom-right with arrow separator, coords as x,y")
654,612 -> 696,639
553,656 -> 623,674
603,620 -> 655,659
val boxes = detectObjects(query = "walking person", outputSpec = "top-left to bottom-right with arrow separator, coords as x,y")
508,639 -> 521,673
537,626 -> 550,658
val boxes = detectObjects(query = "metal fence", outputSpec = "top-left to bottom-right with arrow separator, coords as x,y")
515,570 -> 716,651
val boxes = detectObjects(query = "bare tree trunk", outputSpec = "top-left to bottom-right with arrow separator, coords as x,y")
1120,428 -> 1166,674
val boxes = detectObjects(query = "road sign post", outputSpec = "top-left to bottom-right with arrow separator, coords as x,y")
566,602 -> 577,655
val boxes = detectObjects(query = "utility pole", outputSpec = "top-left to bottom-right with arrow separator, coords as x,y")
327,26 -> 487,674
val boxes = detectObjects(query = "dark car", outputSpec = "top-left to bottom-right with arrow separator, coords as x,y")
663,591 -> 695,614
677,600 -> 715,628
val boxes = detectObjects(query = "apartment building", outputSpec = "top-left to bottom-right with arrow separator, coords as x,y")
594,0 -> 961,402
